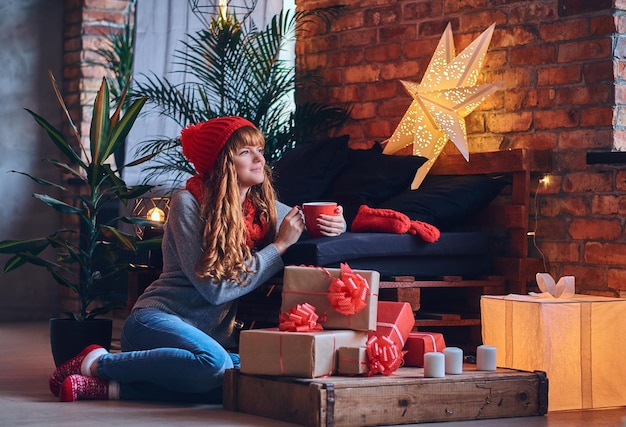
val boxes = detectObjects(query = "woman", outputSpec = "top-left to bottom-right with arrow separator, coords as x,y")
49,116 -> 346,402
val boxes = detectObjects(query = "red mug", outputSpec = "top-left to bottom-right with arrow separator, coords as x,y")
302,202 -> 337,237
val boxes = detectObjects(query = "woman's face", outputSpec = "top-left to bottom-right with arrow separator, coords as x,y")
233,144 -> 266,191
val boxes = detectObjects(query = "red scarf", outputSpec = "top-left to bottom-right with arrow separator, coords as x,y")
243,197 -> 269,248
186,174 -> 268,248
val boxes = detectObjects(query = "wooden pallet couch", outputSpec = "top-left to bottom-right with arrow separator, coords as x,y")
237,142 -> 551,350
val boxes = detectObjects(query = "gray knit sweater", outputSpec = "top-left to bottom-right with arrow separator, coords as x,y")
133,190 -> 290,347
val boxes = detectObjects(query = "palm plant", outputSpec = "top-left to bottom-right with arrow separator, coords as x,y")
132,6 -> 351,184
0,72 -> 157,321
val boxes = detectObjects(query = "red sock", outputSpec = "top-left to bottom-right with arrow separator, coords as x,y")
351,205 -> 410,233
408,220 -> 440,243
49,344 -> 107,397
59,375 -> 111,402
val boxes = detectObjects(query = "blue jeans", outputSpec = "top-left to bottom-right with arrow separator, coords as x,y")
96,308 -> 239,402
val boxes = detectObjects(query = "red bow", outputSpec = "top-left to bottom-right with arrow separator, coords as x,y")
326,263 -> 370,316
366,335 -> 404,376
278,303 -> 324,332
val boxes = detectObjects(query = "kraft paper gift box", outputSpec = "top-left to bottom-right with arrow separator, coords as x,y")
403,331 -> 446,367
281,265 -> 380,331
337,346 -> 369,375
239,328 -> 368,378
369,301 -> 415,351
481,294 -> 626,411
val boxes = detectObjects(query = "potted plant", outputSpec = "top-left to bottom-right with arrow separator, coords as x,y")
0,71 -> 157,366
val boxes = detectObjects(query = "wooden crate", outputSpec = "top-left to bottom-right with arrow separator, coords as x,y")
224,365 -> 548,427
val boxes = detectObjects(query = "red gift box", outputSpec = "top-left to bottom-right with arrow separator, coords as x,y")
403,331 -> 446,367
369,301 -> 415,351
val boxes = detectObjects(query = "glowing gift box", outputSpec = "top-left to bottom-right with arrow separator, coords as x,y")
239,328 -> 368,378
281,265 -> 380,331
403,331 -> 446,367
369,301 -> 415,351
337,346 -> 369,376
481,294 -> 626,411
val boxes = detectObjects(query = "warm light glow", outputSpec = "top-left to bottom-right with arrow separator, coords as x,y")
539,174 -> 551,187
384,23 -> 503,189
219,0 -> 228,18
147,207 -> 165,223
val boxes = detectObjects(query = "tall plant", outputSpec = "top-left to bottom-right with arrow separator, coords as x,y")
0,73 -> 157,321
92,1 -> 136,168
133,7 -> 350,184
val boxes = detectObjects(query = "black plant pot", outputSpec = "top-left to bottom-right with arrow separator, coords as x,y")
49,318 -> 113,367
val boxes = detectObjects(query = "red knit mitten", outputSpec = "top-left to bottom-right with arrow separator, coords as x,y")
351,205 -> 410,234
408,220 -> 441,243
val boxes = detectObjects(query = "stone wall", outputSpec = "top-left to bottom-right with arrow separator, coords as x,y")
0,0 -> 64,320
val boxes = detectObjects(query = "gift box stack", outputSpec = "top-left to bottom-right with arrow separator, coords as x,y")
240,264 -> 449,378
239,264 -> 453,378
239,264 -> 378,378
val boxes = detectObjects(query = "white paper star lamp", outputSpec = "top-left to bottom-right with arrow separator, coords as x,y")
384,23 -> 503,189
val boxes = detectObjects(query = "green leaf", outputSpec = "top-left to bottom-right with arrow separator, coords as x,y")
103,96 -> 148,161
47,70 -> 84,152
33,194 -> 83,215
8,170 -> 67,191
123,152 -> 158,169
5,251 -> 61,271
116,184 -> 156,200
24,109 -> 86,169
0,238 -> 49,254
46,159 -> 85,183
119,216 -> 164,228
90,78 -> 111,166
50,269 -> 79,292
3,255 -> 30,273
100,225 -> 137,251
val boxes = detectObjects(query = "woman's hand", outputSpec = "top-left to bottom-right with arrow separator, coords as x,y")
317,205 -> 346,237
273,206 -> 305,255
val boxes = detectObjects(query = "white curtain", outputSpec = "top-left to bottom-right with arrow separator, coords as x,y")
125,0 -> 286,185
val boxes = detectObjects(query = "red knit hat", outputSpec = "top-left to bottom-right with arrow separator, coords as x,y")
180,116 -> 256,174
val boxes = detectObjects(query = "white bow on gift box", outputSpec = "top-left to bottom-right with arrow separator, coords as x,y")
530,273 -> 575,298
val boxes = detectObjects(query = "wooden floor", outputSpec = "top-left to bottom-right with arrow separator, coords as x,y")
1,322 -> 626,427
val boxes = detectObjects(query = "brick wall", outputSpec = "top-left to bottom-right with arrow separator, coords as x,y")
63,0 -> 133,144
295,0 -> 626,296
61,0 -> 134,315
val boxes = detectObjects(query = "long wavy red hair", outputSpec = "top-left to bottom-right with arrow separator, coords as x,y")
193,126 -> 278,284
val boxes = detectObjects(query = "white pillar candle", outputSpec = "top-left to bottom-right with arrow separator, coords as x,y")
476,345 -> 497,371
423,352 -> 445,378
443,347 -> 463,374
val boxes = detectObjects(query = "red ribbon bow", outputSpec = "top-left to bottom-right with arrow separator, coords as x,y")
366,335 -> 404,376
278,302 -> 324,332
326,263 -> 370,316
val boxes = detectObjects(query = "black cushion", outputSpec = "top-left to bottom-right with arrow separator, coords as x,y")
324,144 -> 428,226
378,174 -> 510,230
272,135 -> 350,207
283,231 -> 491,277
